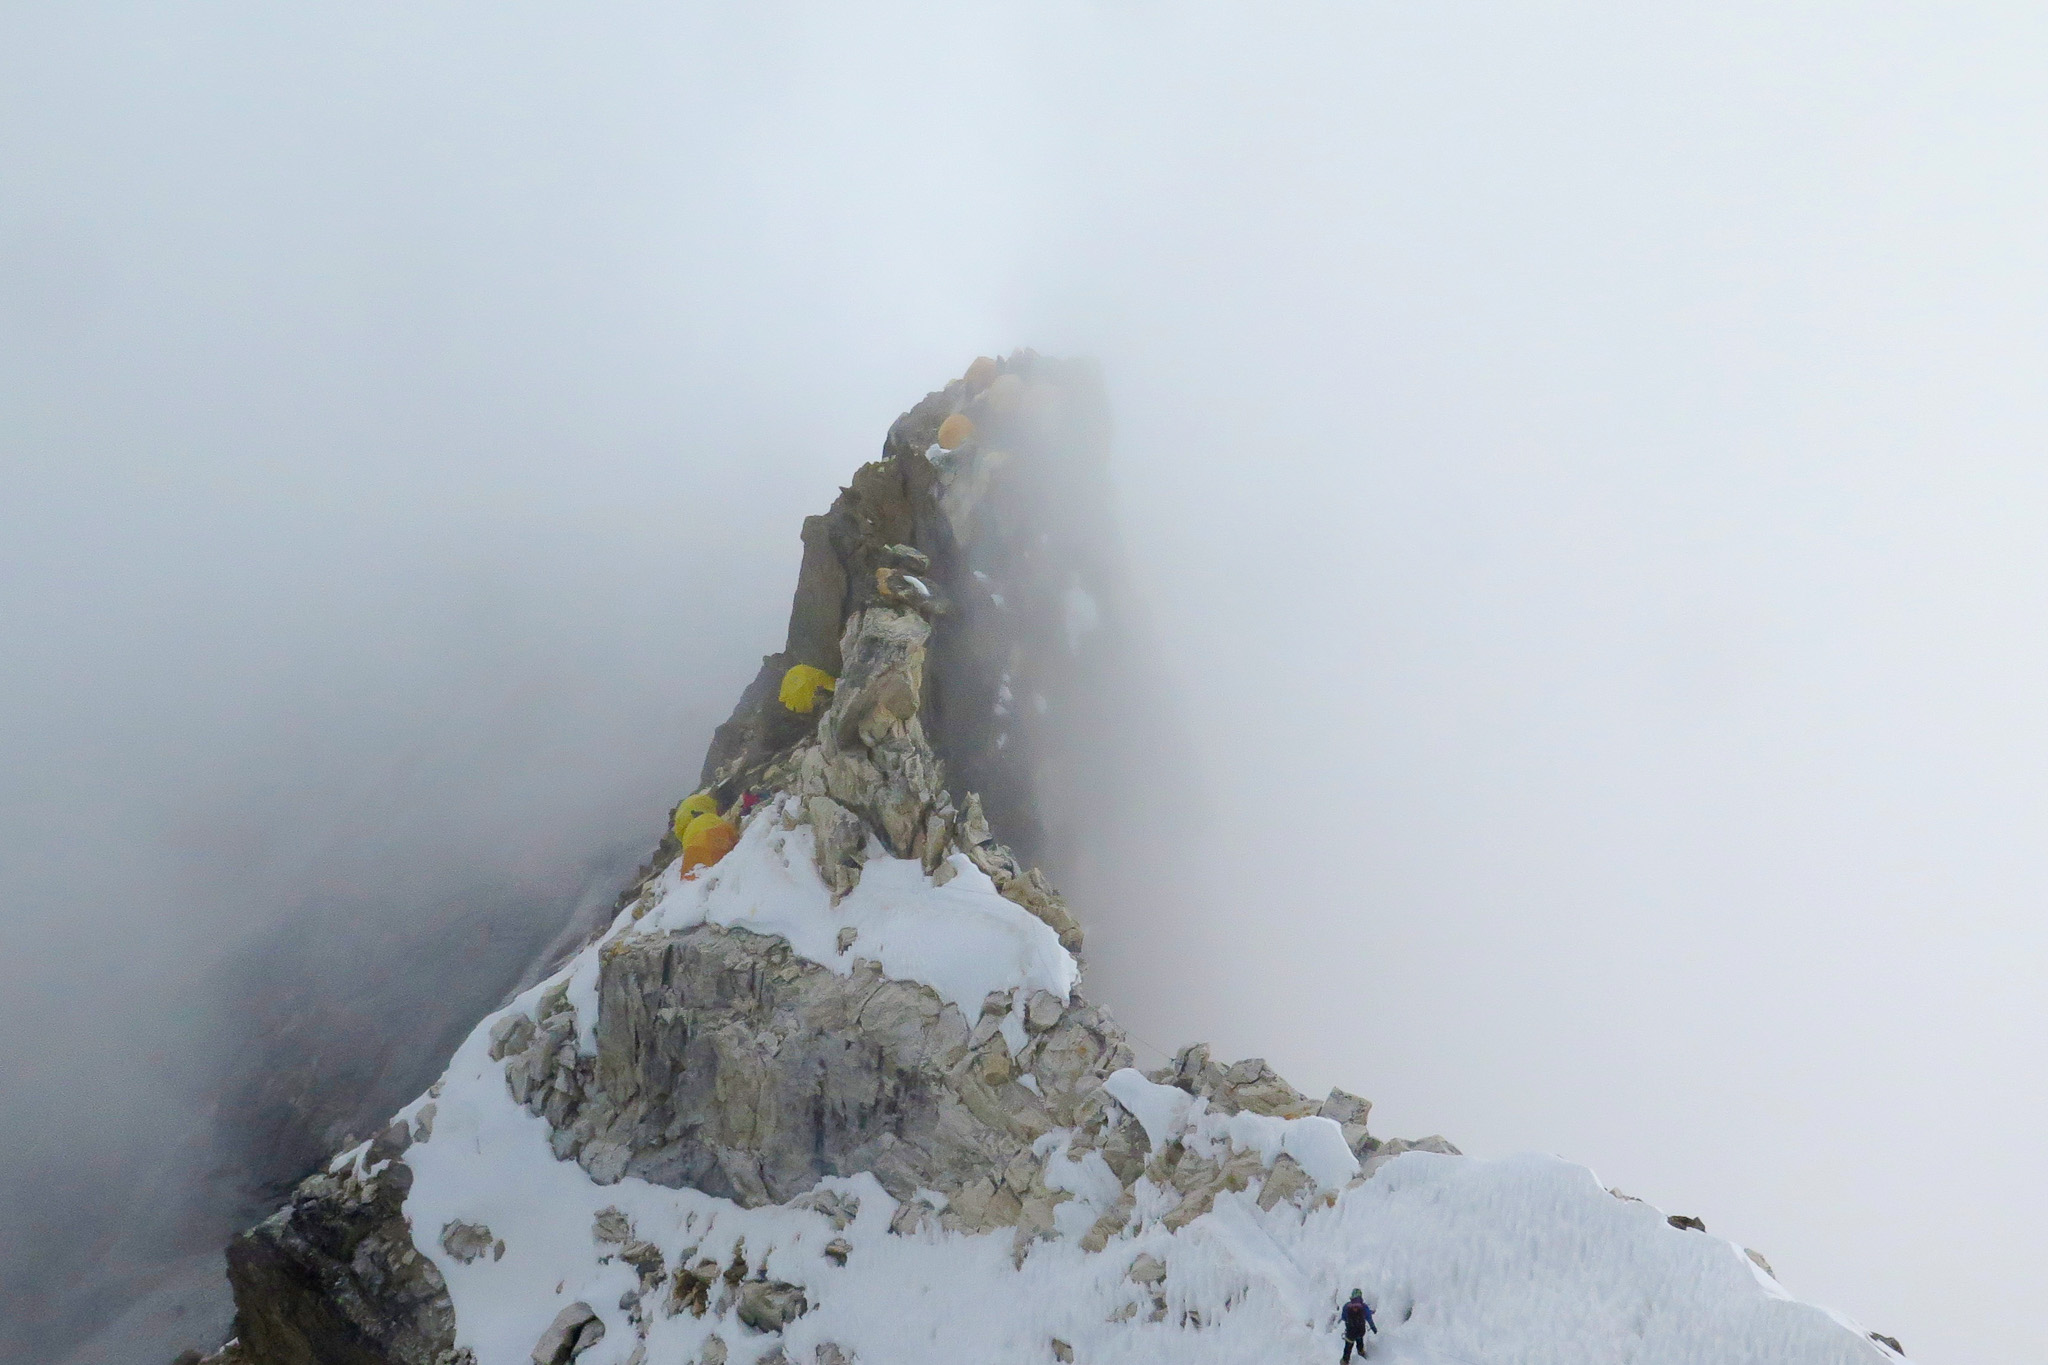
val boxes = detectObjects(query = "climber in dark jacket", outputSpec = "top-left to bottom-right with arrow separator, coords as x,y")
1340,1288 -> 1378,1361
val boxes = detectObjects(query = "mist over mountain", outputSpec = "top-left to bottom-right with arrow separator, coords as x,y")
192,357 -> 1905,1365
4,7 -> 2045,1364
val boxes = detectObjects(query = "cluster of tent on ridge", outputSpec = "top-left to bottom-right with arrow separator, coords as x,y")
669,350 -> 1024,880
670,661 -> 839,877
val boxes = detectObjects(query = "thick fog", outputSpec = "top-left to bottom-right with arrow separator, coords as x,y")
4,5 -> 2043,1362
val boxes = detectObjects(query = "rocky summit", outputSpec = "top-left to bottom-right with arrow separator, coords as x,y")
201,357 -> 1906,1365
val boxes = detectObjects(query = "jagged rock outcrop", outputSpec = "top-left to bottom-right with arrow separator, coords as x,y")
491,922 -> 1132,1218
223,1148 -> 464,1365
1148,1043 -> 1320,1119
647,352 -> 1112,944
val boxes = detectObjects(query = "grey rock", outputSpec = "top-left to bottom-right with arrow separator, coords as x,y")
1024,990 -> 1064,1034
803,605 -> 961,874
1360,1134 -> 1464,1180
889,1197 -> 940,1237
697,647 -> 824,796
619,1240 -> 664,1276
438,1220 -> 495,1265
1096,1123 -> 1147,1187
950,796 -> 1084,952
591,1208 -> 632,1244
827,608 -> 929,753
697,1335 -> 728,1365
583,1141 -> 630,1185
1745,1248 -> 1775,1278
735,1280 -> 809,1334
806,796 -> 869,900
1318,1087 -> 1371,1161
786,518 -> 852,677
790,1188 -> 861,1230
1870,1333 -> 1904,1356
1160,1145 -> 1265,1230
1079,1188 -> 1135,1253
1151,1044 -> 1315,1119
530,1302 -> 601,1365
668,1260 -> 720,1318
489,1014 -> 536,1061
1668,1214 -> 1707,1233
1127,1253 -> 1167,1285
1051,1340 -> 1074,1363
525,922 -> 1127,1213
225,1156 -> 456,1365
951,800 -> 1084,951
1256,1154 -> 1313,1212
1318,1088 -> 1371,1127
882,543 -> 931,571
968,994 -> 1011,1050
368,1119 -> 413,1164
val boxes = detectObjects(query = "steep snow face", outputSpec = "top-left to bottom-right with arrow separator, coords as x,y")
375,806 -> 1895,1365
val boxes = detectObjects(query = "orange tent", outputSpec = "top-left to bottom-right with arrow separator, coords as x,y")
935,412 -> 975,450
680,811 -> 738,876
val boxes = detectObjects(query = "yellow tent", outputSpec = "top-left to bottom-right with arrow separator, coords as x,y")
672,791 -> 720,842
779,663 -> 837,714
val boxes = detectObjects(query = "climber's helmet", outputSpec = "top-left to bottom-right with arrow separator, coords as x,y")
1350,1289 -> 1363,1300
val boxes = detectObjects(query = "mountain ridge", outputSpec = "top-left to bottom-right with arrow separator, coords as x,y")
200,356 -> 1905,1365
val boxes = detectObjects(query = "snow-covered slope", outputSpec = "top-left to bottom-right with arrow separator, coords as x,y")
360,798 -> 1894,1365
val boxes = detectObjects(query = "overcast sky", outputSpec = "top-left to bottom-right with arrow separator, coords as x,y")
4,5 -> 2044,1361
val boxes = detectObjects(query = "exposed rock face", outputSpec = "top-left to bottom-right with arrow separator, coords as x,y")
223,1157 -> 462,1365
528,1302 -> 601,1365
493,921 -> 1131,1217
695,449 -> 949,805
667,352 -> 1117,945
732,1281 -> 807,1335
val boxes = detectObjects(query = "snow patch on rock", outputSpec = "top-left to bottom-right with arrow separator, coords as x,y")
631,799 -> 1077,1020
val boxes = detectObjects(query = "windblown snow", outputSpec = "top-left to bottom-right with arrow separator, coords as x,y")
364,804 -> 1898,1365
